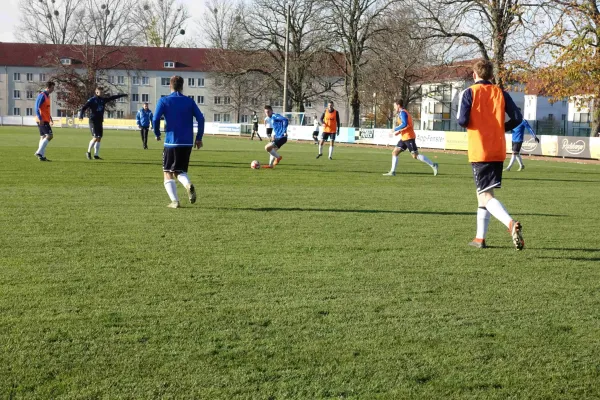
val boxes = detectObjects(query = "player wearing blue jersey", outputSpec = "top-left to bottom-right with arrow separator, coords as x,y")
136,102 -> 154,149
262,105 -> 288,169
153,76 -> 205,208
505,120 -> 539,172
79,86 -> 128,159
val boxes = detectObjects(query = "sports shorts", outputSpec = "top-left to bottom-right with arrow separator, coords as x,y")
271,136 -> 288,149
397,138 -> 418,153
163,146 -> 193,173
89,120 -> 104,138
512,141 -> 523,153
322,132 -> 336,142
37,122 -> 53,136
471,162 -> 503,195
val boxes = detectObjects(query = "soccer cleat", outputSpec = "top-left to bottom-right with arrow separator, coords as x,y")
504,167 -> 511,172
39,156 -> 49,161
433,163 -> 439,176
273,156 -> 282,166
509,221 -> 524,250
518,165 -> 525,171
167,201 -> 180,209
329,156 -> 333,160
187,184 -> 196,204
86,152 -> 92,160
382,171 -> 396,176
93,155 -> 102,160
468,239 -> 487,249
262,165 -> 273,169
316,154 -> 322,159
35,152 -> 43,160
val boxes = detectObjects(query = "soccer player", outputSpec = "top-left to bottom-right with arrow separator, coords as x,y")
136,102 -> 154,149
264,114 -> 273,140
382,99 -> 439,176
78,86 -> 128,160
312,113 -> 320,144
457,60 -> 524,250
152,75 -> 205,209
317,101 -> 340,159
34,81 -> 55,161
261,105 -> 288,169
505,119 -> 539,171
250,111 -> 262,141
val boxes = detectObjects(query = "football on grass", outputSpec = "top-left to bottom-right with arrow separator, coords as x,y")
251,160 -> 261,169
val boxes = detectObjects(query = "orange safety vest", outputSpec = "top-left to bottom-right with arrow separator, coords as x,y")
396,109 -> 416,141
36,91 -> 52,123
466,83 -> 506,162
323,109 -> 338,133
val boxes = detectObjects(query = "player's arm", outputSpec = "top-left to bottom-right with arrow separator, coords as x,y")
524,120 -> 539,142
108,93 -> 128,102
193,103 -> 205,149
457,88 -> 472,128
320,112 -> 326,125
136,110 -> 141,127
393,111 -> 408,134
152,100 -> 164,140
149,111 -> 154,128
503,91 -> 523,131
281,115 -> 289,134
79,98 -> 92,120
336,111 -> 340,134
34,93 -> 45,123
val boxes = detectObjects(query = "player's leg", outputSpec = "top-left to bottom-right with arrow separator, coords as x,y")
173,147 -> 195,204
144,128 -> 149,149
35,123 -> 53,160
87,122 -> 97,159
328,135 -> 335,159
383,141 -> 405,175
514,142 -> 524,171
313,131 -> 319,144
272,137 -> 286,166
505,142 -> 520,171
410,141 -> 438,175
317,135 -> 327,158
163,148 -> 180,208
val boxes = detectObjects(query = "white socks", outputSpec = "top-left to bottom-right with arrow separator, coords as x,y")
37,138 -> 49,156
485,198 -> 513,228
516,154 -> 523,168
476,207 -> 491,239
177,173 -> 191,188
269,149 -> 280,165
88,139 -> 95,153
318,144 -> 323,155
164,179 -> 178,202
391,155 -> 398,172
94,142 -> 101,156
269,154 -> 275,165
329,146 -> 334,158
507,154 -> 516,169
417,154 -> 434,167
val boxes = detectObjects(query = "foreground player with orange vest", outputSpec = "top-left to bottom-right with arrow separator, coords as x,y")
316,101 -> 340,160
457,60 -> 524,250
34,81 -> 55,161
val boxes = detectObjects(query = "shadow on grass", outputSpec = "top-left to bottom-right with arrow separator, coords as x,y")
504,177 -> 600,183
539,256 -> 600,262
538,248 -> 600,253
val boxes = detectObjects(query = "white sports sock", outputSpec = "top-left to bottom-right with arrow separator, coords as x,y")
88,139 -> 95,153
417,154 -> 434,167
516,154 -> 523,168
37,138 -> 49,156
485,198 -> 513,228
391,155 -> 399,172
269,149 -> 280,159
318,143 -> 323,155
507,154 -> 516,169
164,179 -> 178,202
476,207 -> 491,239
94,142 -> 101,156
177,173 -> 191,188
329,145 -> 334,158
269,154 -> 275,165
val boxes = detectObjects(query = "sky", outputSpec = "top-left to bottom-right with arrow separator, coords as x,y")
0,0 -> 206,43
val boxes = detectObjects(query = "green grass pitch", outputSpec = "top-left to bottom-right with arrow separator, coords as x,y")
1,126 -> 600,399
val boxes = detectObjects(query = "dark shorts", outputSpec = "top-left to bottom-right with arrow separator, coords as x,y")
266,128 -> 273,137
37,122 -> 52,136
512,141 -> 523,153
253,123 -> 259,131
163,146 -> 193,173
271,136 -> 288,149
323,132 -> 336,142
313,130 -> 319,136
397,138 -> 418,153
472,162 -> 503,195
89,121 -> 104,138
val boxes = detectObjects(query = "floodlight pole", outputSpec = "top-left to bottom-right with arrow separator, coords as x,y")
283,2 -> 290,115
373,92 -> 377,128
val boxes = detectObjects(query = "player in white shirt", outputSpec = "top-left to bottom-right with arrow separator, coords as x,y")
264,116 -> 273,140
312,114 -> 320,144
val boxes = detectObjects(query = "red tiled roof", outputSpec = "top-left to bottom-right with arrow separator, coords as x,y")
412,59 -> 480,84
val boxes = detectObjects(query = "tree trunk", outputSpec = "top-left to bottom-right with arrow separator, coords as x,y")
350,72 -> 360,128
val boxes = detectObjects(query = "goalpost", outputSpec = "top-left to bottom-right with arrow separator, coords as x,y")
281,112 -> 306,126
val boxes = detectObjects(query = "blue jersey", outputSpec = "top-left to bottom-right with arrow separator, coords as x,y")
136,108 -> 153,128
511,120 -> 537,143
269,113 -> 289,139
79,94 -> 127,122
152,92 -> 205,148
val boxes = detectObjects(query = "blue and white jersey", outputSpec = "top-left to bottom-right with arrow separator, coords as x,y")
152,92 -> 205,148
511,120 -> 537,143
136,108 -> 153,128
269,113 -> 288,139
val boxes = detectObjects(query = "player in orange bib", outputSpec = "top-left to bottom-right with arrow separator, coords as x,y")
382,99 -> 438,176
316,101 -> 340,160
34,81 -> 55,161
457,60 -> 524,250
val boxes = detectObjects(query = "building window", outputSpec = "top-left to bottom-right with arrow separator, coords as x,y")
562,100 -> 567,107
26,91 -> 34,99
251,98 -> 258,106
108,76 -> 115,84
164,61 -> 175,68
188,95 -> 194,100
548,114 -> 554,120
198,78 -> 205,87
574,113 -> 589,123
188,78 -> 195,87
132,76 -> 140,85
13,108 -> 20,115
116,111 -> 124,118
39,73 -> 46,82
223,96 -> 231,105
323,100 -> 328,108
161,77 -> 170,86
132,93 -> 139,102
142,76 -> 149,85
60,58 -> 72,65
13,90 -> 20,99
241,114 -> 249,123
118,76 -> 125,85
26,107 -> 33,116
213,113 -> 221,122
26,73 -> 34,82
214,96 -> 222,104
14,73 -> 21,81
142,94 -> 149,102
107,111 -> 114,118
57,109 -> 68,117
197,95 -> 204,104
304,100 -> 312,108
223,113 -> 231,122
117,96 -> 126,103
562,114 -> 566,121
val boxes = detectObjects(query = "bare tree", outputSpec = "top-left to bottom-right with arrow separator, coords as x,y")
79,0 -> 137,46
322,0 -> 402,128
17,0 -> 84,44
200,0 -> 245,49
132,0 -> 190,47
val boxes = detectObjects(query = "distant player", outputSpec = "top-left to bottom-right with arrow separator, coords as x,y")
136,102 -> 154,149
317,101 -> 340,159
34,81 -> 55,161
458,60 -> 524,250
251,111 -> 262,141
505,119 -> 539,171
264,114 -> 273,140
382,99 -> 438,176
261,105 -> 288,169
312,114 -> 320,144
79,86 -> 128,159
152,75 -> 205,208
